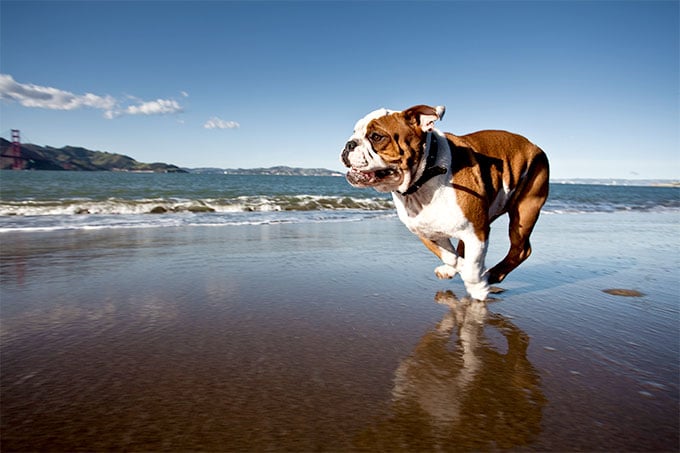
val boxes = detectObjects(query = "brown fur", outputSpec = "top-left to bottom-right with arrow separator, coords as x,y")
445,131 -> 549,283
365,111 -> 424,178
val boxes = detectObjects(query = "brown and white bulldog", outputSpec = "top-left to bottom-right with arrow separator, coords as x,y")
340,105 -> 549,300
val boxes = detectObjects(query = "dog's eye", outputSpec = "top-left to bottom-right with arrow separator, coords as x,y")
369,132 -> 385,142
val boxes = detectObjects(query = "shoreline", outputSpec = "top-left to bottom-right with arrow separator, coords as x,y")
1,211 -> 678,451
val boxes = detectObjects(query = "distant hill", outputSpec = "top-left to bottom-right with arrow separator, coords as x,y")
0,138 -> 187,173
190,166 -> 344,176
0,138 -> 344,176
551,178 -> 680,187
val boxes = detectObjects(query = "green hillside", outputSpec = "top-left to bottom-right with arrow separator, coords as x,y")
0,138 -> 186,172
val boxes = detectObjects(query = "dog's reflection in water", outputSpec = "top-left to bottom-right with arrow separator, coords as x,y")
356,291 -> 546,451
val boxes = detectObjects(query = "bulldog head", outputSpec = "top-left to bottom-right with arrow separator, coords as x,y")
341,104 -> 446,193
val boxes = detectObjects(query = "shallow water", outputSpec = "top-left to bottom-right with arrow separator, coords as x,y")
1,213 -> 678,451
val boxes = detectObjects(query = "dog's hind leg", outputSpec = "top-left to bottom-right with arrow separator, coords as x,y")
488,154 -> 549,284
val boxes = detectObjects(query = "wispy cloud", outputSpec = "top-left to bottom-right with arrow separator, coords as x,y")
105,99 -> 183,118
0,73 -> 183,119
0,73 -> 116,111
204,117 -> 240,129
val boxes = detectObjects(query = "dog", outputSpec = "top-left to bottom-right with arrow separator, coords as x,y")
340,105 -> 549,300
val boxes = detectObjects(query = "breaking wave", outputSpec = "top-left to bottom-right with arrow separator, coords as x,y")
0,195 -> 395,217
1,172 -> 677,233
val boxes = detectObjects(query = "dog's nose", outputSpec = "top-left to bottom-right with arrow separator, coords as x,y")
344,140 -> 358,152
341,140 -> 358,167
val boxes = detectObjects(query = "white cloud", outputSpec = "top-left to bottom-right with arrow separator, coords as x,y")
122,99 -> 183,116
0,73 -> 184,119
0,73 -> 116,111
204,117 -> 240,129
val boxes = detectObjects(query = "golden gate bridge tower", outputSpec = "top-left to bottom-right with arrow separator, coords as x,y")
8,129 -> 25,170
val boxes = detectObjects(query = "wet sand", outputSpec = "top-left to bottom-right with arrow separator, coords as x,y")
1,212 -> 678,451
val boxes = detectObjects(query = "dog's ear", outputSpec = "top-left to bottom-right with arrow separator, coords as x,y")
403,105 -> 446,132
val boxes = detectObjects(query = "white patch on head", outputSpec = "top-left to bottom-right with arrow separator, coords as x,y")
345,108 -> 396,172
352,108 -> 394,135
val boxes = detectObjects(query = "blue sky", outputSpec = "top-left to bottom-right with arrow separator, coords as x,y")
1,0 -> 678,179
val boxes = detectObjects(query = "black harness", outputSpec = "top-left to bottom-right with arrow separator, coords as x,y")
398,133 -> 448,196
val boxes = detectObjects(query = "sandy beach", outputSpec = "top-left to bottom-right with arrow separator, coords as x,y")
1,211 -> 678,451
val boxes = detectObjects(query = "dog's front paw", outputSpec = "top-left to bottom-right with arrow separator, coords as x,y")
435,264 -> 458,279
465,280 -> 490,301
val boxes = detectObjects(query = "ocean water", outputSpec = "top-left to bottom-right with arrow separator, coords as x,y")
0,170 -> 678,232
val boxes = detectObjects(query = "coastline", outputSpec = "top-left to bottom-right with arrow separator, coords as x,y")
1,211 -> 678,451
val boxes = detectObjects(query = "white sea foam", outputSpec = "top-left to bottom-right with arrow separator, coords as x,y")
0,209 -> 397,233
0,195 -> 395,217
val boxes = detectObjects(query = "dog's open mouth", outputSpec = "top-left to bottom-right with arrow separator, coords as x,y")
346,167 -> 399,187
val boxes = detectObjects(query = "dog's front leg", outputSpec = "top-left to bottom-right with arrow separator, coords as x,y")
458,236 -> 490,300
418,236 -> 461,279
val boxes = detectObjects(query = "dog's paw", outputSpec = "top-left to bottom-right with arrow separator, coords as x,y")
464,280 -> 490,301
434,264 -> 458,279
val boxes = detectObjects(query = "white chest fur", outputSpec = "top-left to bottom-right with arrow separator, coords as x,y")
392,181 -> 474,241
393,179 -> 491,301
